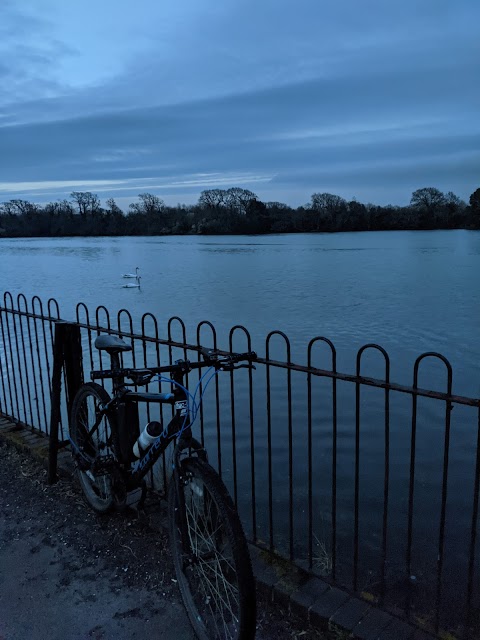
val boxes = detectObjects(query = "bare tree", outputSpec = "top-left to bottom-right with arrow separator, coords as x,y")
444,191 -> 465,216
70,191 -> 101,215
198,188 -> 258,215
198,189 -> 227,209
225,188 -> 258,215
10,199 -> 38,215
266,201 -> 292,210
309,193 -> 347,230
410,187 -> 445,212
0,199 -> 38,215
0,201 -> 16,215
106,198 -> 124,215
129,193 -> 165,215
44,200 -> 74,215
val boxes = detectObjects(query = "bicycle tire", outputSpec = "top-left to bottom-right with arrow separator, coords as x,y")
168,457 -> 256,640
70,382 -> 117,514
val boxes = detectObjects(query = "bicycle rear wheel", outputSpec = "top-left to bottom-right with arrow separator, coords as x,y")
169,457 -> 256,640
70,382 -> 117,513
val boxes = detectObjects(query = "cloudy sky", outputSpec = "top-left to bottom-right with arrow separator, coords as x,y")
1,0 -> 478,208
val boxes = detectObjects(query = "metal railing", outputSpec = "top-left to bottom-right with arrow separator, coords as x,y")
0,291 -> 479,639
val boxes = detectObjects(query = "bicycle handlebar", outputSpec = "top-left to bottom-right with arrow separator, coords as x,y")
90,350 -> 257,381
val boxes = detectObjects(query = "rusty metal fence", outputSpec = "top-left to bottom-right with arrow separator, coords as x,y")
0,291 -> 479,639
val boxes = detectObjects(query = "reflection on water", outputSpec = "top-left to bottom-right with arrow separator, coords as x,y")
200,247 -> 257,253
4,246 -> 120,258
308,247 -> 374,252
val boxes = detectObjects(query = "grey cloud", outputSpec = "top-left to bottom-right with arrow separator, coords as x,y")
1,0 -> 479,206
2,0 -> 478,125
1,64 -> 478,162
0,2 -> 76,107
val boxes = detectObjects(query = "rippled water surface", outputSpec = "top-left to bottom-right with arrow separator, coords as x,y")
1,230 -> 479,630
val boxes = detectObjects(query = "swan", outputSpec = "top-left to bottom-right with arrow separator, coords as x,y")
123,267 -> 139,278
122,276 -> 141,289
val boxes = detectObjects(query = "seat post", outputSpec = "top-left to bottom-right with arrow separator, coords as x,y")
110,351 -> 121,373
93,336 -> 132,388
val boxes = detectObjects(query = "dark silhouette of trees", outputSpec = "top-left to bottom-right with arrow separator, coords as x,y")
410,187 -> 446,228
44,200 -> 75,216
346,200 -> 368,231
104,198 -> 126,235
309,193 -> 348,231
470,188 -> 480,211
106,198 -> 123,215
468,188 -> 480,229
129,193 -> 165,215
8,199 -> 38,215
198,188 -> 258,214
263,202 -> 295,232
42,200 -> 76,236
70,191 -> 101,216
245,199 -> 270,233
0,185 -> 477,237
443,191 -> 466,228
127,193 -> 167,234
196,189 -> 230,233
224,188 -> 257,215
198,189 -> 226,209
194,188 -> 259,233
411,187 -> 446,210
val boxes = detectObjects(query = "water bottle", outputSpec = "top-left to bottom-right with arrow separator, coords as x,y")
133,420 -> 162,458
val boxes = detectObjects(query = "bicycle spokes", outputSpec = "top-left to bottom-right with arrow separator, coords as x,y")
182,478 -> 241,639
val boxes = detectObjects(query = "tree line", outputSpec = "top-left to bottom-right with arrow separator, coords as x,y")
0,186 -> 479,237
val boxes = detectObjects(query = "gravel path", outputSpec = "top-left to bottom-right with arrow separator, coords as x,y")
0,441 -> 326,640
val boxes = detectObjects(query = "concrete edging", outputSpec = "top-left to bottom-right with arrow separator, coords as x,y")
0,416 -> 437,640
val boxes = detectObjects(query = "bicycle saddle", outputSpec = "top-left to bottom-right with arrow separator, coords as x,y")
94,335 -> 132,353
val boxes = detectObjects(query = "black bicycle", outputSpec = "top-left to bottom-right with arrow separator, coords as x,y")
69,335 -> 257,640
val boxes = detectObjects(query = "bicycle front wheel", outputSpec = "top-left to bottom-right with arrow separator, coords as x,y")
169,457 -> 256,640
69,382 -> 117,514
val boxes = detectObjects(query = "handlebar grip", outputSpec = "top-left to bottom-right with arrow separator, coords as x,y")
91,369 -> 112,379
91,368 -> 131,379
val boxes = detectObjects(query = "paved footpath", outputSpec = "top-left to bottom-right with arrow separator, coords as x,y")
0,441 -> 323,640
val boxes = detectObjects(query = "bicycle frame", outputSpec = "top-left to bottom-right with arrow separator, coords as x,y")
89,351 -> 209,557
89,353 -> 212,552
84,344 -> 254,558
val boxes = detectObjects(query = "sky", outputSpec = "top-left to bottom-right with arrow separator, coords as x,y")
0,0 -> 479,209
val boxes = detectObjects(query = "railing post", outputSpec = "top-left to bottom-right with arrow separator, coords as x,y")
48,321 -> 66,484
63,322 -> 83,417
48,321 -> 83,484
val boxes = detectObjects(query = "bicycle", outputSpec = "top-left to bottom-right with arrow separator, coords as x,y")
69,334 -> 258,640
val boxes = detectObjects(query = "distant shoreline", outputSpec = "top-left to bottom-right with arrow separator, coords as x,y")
1,186 -> 479,237
1,228 -> 479,241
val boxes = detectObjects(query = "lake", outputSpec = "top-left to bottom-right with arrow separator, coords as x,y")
1,230 -> 479,630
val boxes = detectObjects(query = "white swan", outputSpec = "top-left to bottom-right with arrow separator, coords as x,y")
123,267 -> 139,278
122,276 -> 141,288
